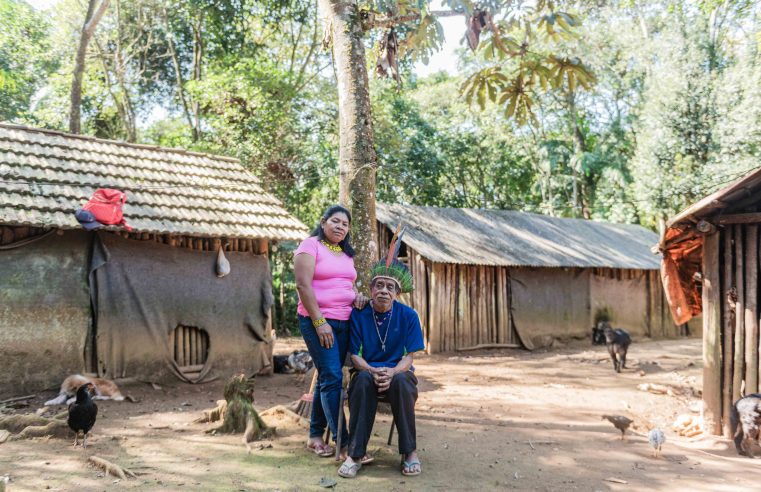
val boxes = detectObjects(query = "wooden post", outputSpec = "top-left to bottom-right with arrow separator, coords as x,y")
428,264 -> 440,353
733,225 -> 745,403
745,225 -> 759,394
177,327 -> 185,366
722,228 -> 735,437
702,231 -> 722,435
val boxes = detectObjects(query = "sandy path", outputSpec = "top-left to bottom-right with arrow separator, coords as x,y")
1,337 -> 759,491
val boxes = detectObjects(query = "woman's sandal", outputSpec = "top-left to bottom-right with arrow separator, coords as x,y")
338,459 -> 361,478
401,458 -> 421,476
307,442 -> 334,458
360,454 -> 375,465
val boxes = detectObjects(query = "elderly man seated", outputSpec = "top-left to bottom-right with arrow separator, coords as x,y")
337,255 -> 425,479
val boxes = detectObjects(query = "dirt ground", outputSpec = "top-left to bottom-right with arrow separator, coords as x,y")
2,336 -> 760,491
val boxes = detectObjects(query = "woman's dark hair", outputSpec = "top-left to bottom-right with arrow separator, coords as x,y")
311,204 -> 355,257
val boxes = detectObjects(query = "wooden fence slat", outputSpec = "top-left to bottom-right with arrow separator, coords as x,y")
428,264 -> 440,353
722,228 -> 735,437
177,327 -> 185,366
733,225 -> 745,403
702,230 -> 722,435
169,328 -> 176,366
745,225 -> 759,394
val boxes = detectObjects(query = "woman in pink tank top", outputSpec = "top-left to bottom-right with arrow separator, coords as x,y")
294,205 -> 369,459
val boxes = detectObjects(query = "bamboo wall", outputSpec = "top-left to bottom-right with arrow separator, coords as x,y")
702,224 -> 761,437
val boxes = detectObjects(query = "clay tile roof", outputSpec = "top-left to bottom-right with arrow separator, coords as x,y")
0,124 -> 307,240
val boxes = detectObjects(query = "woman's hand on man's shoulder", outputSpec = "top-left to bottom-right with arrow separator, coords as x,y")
353,293 -> 369,309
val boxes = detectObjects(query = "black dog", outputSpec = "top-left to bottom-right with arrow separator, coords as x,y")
731,393 -> 761,457
601,322 -> 631,373
591,325 -> 606,345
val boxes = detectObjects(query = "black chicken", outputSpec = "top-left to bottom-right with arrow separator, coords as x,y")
602,414 -> 633,440
68,382 -> 98,448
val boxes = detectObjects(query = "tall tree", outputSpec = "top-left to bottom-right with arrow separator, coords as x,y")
318,1 -> 593,284
69,0 -> 110,134
318,0 -> 378,287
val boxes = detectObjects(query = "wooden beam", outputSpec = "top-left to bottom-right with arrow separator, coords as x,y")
702,231 -> 722,435
717,213 -> 761,225
733,225 -> 745,404
721,228 -> 735,438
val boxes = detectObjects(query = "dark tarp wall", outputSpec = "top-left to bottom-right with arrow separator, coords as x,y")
510,267 -> 591,346
0,230 -> 90,395
590,272 -> 648,336
91,233 -> 273,383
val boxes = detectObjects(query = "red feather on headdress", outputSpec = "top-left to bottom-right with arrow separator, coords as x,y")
386,223 -> 401,268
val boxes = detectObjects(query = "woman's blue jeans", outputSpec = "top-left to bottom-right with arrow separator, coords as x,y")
299,315 -> 349,445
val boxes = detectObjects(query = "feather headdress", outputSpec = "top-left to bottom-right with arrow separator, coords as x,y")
370,223 -> 414,293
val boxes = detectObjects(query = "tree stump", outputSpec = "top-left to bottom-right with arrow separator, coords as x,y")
216,374 -> 273,442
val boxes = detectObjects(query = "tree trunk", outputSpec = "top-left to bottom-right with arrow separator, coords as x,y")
69,0 -> 110,134
319,0 -> 378,289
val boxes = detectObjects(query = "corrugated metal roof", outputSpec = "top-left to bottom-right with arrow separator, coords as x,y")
377,203 -> 661,269
0,124 -> 308,240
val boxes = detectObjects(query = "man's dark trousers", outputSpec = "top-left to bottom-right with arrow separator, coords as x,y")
347,370 -> 418,458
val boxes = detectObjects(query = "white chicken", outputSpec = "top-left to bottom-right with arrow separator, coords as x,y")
648,428 -> 666,458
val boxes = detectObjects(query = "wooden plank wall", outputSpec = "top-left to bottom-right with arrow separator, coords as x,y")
710,224 -> 761,437
422,262 -> 516,353
374,223 -> 517,353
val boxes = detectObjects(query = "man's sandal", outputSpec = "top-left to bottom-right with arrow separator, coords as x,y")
338,460 -> 361,478
401,459 -> 421,476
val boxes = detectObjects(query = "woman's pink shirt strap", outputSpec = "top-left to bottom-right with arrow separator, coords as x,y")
295,236 -> 357,321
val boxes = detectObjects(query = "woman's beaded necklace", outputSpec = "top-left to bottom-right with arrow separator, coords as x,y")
371,301 -> 393,352
320,239 -> 342,253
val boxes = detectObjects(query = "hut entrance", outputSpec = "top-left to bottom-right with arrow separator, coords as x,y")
170,325 -> 209,379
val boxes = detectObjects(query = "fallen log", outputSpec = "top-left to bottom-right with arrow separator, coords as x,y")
456,343 -> 521,352
0,395 -> 35,405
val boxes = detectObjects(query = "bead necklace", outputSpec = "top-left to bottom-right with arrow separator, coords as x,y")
371,301 -> 393,352
320,239 -> 342,253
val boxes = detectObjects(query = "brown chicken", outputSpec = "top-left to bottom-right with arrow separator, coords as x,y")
602,415 -> 633,440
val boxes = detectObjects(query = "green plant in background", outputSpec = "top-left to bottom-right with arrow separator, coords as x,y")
594,306 -> 613,326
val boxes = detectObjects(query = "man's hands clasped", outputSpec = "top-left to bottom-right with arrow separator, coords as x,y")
369,366 -> 396,392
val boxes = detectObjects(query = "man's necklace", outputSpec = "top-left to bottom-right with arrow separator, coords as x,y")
371,302 -> 393,352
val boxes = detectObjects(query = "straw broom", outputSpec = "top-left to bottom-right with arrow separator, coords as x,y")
291,369 -> 318,418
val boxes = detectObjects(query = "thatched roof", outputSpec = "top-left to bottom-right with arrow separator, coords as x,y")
377,203 -> 660,269
0,124 -> 307,240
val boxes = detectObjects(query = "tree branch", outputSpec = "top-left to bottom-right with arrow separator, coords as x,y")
371,9 -> 465,29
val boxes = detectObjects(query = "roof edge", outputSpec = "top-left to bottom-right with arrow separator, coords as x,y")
0,122 -> 240,164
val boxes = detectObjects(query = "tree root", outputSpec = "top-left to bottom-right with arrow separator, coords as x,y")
88,456 -> 136,480
194,400 -> 227,423
0,414 -> 70,441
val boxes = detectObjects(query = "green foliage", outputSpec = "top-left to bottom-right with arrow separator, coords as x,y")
8,0 -> 761,331
0,0 -> 54,121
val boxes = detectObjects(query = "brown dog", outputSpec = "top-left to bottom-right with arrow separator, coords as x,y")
45,374 -> 124,406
